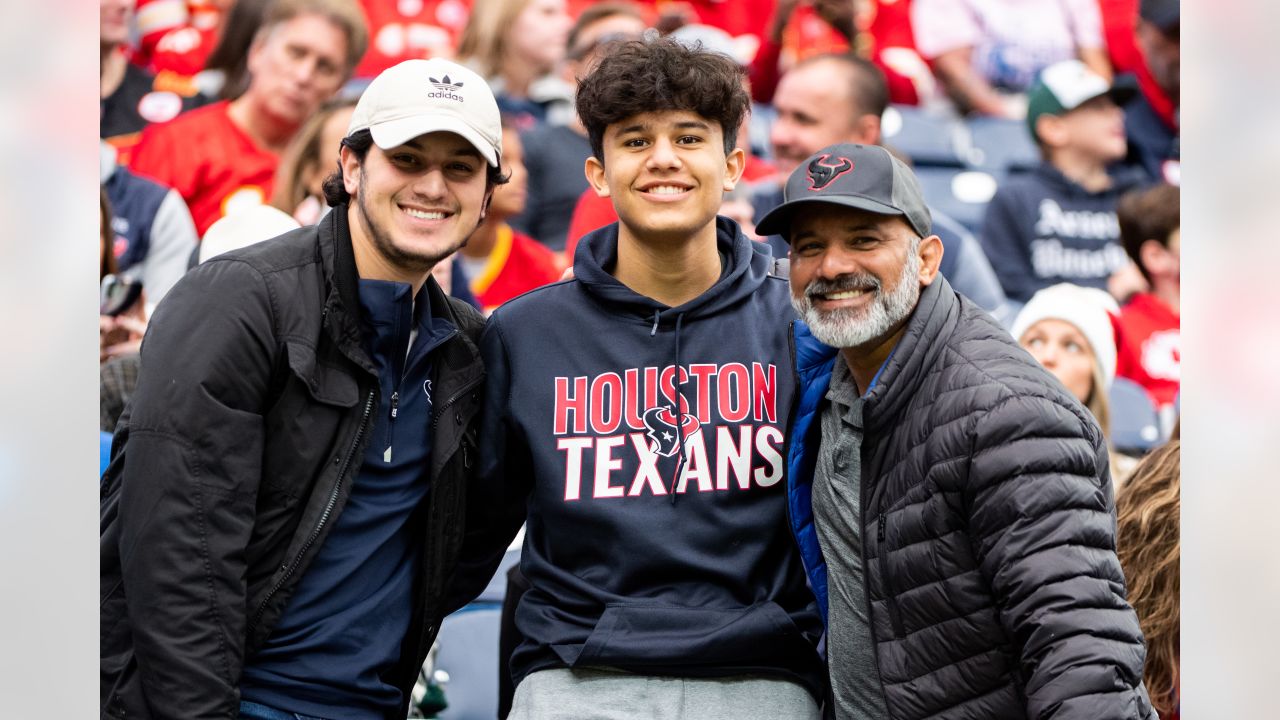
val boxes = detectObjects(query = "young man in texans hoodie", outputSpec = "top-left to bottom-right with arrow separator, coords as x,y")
469,37 -> 827,718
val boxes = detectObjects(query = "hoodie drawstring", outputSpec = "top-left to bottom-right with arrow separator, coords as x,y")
667,312 -> 687,505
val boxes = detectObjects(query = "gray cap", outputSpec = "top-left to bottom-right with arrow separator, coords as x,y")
755,143 -> 932,240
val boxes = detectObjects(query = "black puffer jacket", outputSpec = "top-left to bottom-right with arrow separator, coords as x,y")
100,208 -> 488,719
787,276 -> 1156,719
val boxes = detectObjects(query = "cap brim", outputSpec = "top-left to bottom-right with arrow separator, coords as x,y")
755,195 -> 906,239
368,115 -> 499,167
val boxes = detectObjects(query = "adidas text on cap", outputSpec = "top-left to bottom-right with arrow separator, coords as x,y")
755,143 -> 932,240
347,58 -> 502,167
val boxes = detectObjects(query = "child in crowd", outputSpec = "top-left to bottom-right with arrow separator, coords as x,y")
980,59 -> 1146,303
1114,182 -> 1180,408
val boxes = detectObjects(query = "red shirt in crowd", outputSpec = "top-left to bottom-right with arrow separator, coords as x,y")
353,0 -> 472,79
1115,292 -> 1180,407
129,101 -> 279,237
469,225 -> 564,314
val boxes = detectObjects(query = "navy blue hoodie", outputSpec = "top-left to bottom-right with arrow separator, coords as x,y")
478,217 -> 825,700
979,162 -> 1146,303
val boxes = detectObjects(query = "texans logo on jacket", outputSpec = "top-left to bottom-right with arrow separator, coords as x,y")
551,363 -> 785,501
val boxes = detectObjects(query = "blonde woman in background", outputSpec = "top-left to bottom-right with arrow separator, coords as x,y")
1012,282 -> 1138,480
455,0 -> 573,128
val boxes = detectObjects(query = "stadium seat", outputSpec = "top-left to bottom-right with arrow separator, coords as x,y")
1110,377 -> 1163,454
881,105 -> 971,168
433,546 -> 521,719
435,603 -> 504,720
913,166 -> 1001,236
966,115 -> 1040,173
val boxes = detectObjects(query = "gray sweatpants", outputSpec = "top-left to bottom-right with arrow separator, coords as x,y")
508,667 -> 822,720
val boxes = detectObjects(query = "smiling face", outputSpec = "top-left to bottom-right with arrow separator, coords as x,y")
585,110 -> 744,247
244,13 -> 350,128
1019,318 -> 1097,403
788,204 -> 940,349
343,131 -> 493,284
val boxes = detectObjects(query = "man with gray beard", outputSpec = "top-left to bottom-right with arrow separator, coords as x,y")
758,143 -> 1157,720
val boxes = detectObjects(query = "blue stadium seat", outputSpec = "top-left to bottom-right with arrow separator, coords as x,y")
434,546 -> 521,719
965,115 -> 1041,173
1110,377 -> 1163,454
435,603 -> 503,720
914,167 -> 1001,236
881,105 -> 971,168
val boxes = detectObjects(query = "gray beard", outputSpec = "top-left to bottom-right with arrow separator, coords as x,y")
791,250 -> 922,349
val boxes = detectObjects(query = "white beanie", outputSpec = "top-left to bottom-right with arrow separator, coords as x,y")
1011,283 -> 1120,388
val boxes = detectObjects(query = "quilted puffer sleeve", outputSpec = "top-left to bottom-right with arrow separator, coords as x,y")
966,391 -> 1157,720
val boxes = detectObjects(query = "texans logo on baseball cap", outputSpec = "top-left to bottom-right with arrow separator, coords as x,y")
755,143 -> 932,240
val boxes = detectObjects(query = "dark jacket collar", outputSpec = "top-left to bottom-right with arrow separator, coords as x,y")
861,275 -> 963,430
320,205 -> 476,376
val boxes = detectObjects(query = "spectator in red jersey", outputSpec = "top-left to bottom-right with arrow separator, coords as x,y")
101,0 -> 207,165
457,123 -> 563,314
130,0 -> 369,236
455,0 -> 574,129
1114,183 -> 1179,407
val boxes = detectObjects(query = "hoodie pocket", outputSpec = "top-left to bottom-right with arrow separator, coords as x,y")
571,600 -> 804,670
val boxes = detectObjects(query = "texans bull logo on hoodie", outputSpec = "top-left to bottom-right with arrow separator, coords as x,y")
551,363 -> 784,502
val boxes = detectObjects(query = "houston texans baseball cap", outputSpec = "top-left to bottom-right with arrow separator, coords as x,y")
755,143 -> 932,240
347,58 -> 502,167
1025,59 -> 1138,142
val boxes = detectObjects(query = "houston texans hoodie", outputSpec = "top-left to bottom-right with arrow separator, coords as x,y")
477,217 -> 826,700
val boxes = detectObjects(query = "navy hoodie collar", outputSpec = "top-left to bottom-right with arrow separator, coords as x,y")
573,216 -> 774,322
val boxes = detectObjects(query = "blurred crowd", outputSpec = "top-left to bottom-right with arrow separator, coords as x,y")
99,0 -> 1180,715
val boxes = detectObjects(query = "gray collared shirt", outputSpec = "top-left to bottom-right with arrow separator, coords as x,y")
812,357 -> 890,720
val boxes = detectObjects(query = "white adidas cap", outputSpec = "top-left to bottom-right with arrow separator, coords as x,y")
346,58 -> 502,167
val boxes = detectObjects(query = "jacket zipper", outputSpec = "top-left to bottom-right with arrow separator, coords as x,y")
248,388 -> 376,634
878,511 -> 906,637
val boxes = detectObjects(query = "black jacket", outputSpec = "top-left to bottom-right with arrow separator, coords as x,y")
100,208 -> 488,719
788,277 -> 1156,719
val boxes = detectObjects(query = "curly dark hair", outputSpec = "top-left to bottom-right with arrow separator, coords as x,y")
575,37 -> 750,162
321,130 -> 509,206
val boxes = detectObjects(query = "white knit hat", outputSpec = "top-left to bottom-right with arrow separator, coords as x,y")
1011,283 -> 1120,388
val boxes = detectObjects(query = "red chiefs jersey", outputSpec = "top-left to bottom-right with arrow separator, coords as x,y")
469,225 -> 564,313
1115,292 -> 1180,407
354,0 -> 472,78
129,101 -> 279,237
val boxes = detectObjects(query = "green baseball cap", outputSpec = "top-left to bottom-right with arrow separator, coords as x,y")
1025,60 -> 1138,142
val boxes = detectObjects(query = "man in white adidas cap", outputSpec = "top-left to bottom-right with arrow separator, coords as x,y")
101,58 -> 504,719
